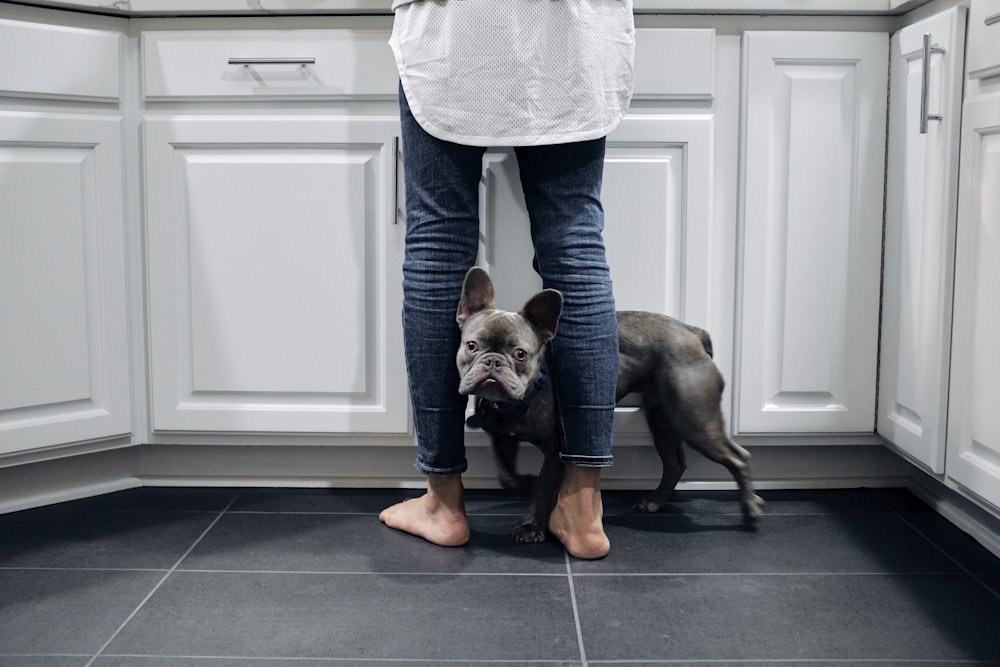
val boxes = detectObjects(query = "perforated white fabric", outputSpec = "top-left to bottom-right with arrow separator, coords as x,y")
389,0 -> 635,146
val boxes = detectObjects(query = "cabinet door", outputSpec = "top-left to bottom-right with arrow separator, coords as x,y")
480,115 -> 713,320
475,114 -> 715,434
0,111 -> 131,454
737,31 -> 888,434
144,115 -> 405,433
946,95 -> 1000,510
879,9 -> 966,473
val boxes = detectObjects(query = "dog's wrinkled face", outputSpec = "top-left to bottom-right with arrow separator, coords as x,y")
455,268 -> 562,403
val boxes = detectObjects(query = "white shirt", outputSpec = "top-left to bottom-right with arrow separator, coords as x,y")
389,0 -> 635,146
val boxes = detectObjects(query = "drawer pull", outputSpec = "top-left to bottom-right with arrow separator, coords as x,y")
986,11 -> 1000,26
919,33 -> 945,135
228,57 -> 317,66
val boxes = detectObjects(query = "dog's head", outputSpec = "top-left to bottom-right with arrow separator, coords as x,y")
455,267 -> 563,403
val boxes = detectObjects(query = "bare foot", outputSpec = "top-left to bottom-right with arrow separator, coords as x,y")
379,475 -> 470,547
548,466 -> 610,560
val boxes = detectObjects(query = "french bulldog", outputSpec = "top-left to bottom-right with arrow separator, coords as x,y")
456,267 -> 764,543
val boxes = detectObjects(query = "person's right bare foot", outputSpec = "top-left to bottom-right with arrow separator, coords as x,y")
379,475 -> 470,547
548,466 -> 610,560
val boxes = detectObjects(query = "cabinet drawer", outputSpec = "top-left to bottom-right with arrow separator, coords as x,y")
0,19 -> 121,101
142,29 -> 398,100
967,0 -> 1000,80
633,29 -> 715,100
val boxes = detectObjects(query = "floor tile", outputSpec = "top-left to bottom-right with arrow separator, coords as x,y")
589,662 -> 1000,666
602,488 -> 894,518
897,511 -> 1000,574
180,511 -> 565,574
0,569 -> 163,656
574,573 -> 1000,662
0,509 -> 219,569
105,571 -> 580,662
573,513 -> 961,575
0,658 -> 90,666
61,488 -> 240,513
230,488 -> 419,514
95,659 -> 581,666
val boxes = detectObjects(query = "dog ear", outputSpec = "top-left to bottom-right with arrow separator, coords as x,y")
457,267 -> 496,324
520,289 -> 563,342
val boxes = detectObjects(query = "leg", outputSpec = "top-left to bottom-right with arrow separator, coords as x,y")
514,138 -> 618,559
668,364 -> 765,523
634,406 -> 686,513
379,84 -> 485,546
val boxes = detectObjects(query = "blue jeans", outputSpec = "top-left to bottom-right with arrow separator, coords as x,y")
400,86 -> 618,475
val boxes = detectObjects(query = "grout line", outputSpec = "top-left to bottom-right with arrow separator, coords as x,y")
82,493 -> 240,667
174,568 -> 568,576
565,552 -> 588,667
567,571 -> 964,577
95,657 -> 580,664
893,511 -> 1000,603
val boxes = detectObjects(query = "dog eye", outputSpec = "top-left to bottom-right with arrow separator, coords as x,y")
466,341 -> 479,352
514,348 -> 527,361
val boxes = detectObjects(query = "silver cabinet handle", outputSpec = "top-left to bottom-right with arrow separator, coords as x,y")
228,58 -> 316,66
986,11 -> 1000,26
919,33 -> 945,135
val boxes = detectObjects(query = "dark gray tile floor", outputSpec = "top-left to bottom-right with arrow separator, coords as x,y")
2,486 -> 999,666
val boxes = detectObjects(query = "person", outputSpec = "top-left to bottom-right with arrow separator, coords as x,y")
378,0 -> 635,560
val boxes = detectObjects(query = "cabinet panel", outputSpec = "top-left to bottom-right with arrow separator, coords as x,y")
966,0 -> 1000,81
738,32 -> 887,434
142,29 -> 397,100
479,115 -> 714,325
633,29 -> 715,100
947,95 -> 1000,510
0,112 -> 130,454
0,18 -> 120,101
475,115 -> 715,434
879,9 -> 966,472
144,115 -> 405,433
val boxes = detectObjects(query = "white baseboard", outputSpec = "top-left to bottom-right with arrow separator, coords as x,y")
0,447 -> 141,514
906,471 -> 1000,560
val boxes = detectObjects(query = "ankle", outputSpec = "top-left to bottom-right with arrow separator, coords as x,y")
427,475 -> 466,516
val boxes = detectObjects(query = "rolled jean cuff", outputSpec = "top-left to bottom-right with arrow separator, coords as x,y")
559,453 -> 614,468
414,458 -> 469,476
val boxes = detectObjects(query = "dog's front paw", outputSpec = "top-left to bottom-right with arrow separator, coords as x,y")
742,494 -> 766,524
633,496 -> 667,513
513,522 -> 547,544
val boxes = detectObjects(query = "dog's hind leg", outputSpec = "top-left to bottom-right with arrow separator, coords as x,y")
684,429 -> 764,524
634,406 -> 686,513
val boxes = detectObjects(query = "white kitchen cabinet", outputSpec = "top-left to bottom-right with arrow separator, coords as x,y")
476,29 -> 724,436
141,26 -> 406,435
479,115 -> 716,436
0,17 -> 131,456
965,0 -> 1000,82
143,114 -> 405,434
481,115 -> 714,326
879,8 -> 966,473
736,31 -> 888,434
946,93 -> 1000,511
